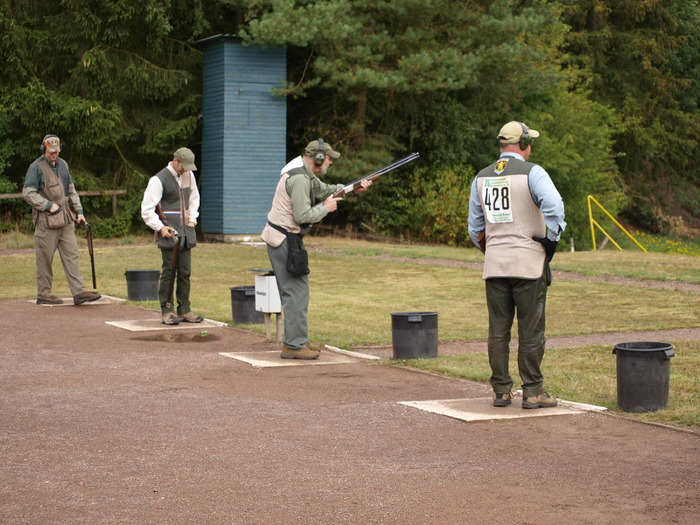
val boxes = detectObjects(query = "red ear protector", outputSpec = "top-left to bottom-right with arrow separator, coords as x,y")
517,122 -> 533,151
40,135 -> 61,153
313,139 -> 327,166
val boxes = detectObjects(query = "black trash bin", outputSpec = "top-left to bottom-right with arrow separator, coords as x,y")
125,270 -> 160,301
612,342 -> 675,413
391,312 -> 438,359
230,286 -> 264,324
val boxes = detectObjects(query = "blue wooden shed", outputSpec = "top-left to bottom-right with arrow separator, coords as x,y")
194,34 -> 287,241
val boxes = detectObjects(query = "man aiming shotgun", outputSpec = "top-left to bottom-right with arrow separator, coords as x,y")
262,139 -> 419,360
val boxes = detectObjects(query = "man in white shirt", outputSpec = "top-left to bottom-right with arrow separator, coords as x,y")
141,147 -> 202,325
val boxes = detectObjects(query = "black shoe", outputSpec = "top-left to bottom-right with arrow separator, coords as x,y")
492,392 -> 513,407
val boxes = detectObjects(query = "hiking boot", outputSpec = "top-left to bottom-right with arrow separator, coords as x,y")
492,391 -> 514,407
306,342 -> 325,352
522,392 -> 558,409
37,295 -> 63,305
73,291 -> 101,305
162,312 -> 180,325
178,312 -> 203,323
280,346 -> 320,360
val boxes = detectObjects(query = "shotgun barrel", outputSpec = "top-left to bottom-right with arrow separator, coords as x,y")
332,152 -> 420,198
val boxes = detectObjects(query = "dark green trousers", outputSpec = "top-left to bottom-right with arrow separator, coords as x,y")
159,247 -> 192,314
485,271 -> 548,397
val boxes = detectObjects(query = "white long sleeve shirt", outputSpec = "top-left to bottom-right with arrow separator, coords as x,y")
141,162 -> 200,232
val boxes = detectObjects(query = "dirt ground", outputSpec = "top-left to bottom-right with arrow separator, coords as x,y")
1,296 -> 699,525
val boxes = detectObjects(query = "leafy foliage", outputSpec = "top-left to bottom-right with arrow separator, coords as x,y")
0,0 -> 698,244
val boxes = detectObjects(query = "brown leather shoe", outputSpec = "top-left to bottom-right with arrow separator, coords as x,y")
280,346 -> 320,360
37,295 -> 63,305
73,291 -> 101,305
306,342 -> 325,352
162,312 -> 180,325
178,312 -> 203,323
522,392 -> 558,409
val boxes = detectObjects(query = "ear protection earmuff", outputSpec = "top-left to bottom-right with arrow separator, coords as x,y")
40,135 -> 61,153
313,139 -> 327,166
518,122 -> 533,151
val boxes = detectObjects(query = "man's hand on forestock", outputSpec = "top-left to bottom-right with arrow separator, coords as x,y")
356,179 -> 372,192
532,236 -> 558,262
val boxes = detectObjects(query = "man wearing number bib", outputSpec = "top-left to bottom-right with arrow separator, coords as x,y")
468,121 -> 566,409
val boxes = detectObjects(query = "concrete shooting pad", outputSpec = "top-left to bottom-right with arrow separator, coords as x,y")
399,396 -> 605,423
219,350 -> 363,368
31,294 -> 125,306
106,318 -> 227,332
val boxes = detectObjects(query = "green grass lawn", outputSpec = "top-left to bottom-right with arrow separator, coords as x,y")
2,232 -> 699,428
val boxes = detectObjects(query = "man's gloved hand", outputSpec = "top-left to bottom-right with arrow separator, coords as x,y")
532,236 -> 558,262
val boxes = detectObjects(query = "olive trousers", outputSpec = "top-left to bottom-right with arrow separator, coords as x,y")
159,247 -> 192,314
485,271 -> 549,398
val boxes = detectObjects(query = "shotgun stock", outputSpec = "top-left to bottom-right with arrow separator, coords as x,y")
332,152 -> 420,198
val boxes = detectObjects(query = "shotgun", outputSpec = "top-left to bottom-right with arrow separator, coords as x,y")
155,204 -> 179,310
332,152 -> 420,198
84,222 -> 97,289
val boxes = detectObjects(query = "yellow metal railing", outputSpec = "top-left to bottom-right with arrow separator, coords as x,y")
587,195 -> 647,252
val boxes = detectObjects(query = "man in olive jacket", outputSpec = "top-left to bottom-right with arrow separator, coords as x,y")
23,134 -> 101,306
261,139 -> 370,360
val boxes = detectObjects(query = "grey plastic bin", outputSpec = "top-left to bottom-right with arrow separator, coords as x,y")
612,342 -> 675,412
391,312 -> 438,359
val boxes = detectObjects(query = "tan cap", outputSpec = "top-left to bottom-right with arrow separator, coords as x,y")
43,135 -> 61,153
497,121 -> 540,144
173,147 -> 197,171
304,139 -> 341,159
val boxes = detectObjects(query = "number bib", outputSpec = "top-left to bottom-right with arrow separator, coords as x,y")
482,176 -> 513,223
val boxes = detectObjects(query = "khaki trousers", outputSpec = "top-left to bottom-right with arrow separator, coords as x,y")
34,221 -> 86,297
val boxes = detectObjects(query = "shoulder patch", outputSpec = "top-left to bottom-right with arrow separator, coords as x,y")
494,159 -> 509,175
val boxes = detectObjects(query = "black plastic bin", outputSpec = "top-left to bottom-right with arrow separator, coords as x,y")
612,342 -> 675,413
125,270 -> 160,301
230,286 -> 264,324
391,312 -> 438,359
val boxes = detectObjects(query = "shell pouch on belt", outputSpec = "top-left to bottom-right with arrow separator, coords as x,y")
45,203 -> 75,229
267,221 -> 310,276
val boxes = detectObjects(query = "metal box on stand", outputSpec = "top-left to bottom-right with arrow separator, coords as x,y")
252,269 -> 283,343
255,273 -> 281,313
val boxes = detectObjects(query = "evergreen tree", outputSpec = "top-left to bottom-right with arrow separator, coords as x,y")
0,0 -> 206,231
563,0 -> 700,232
